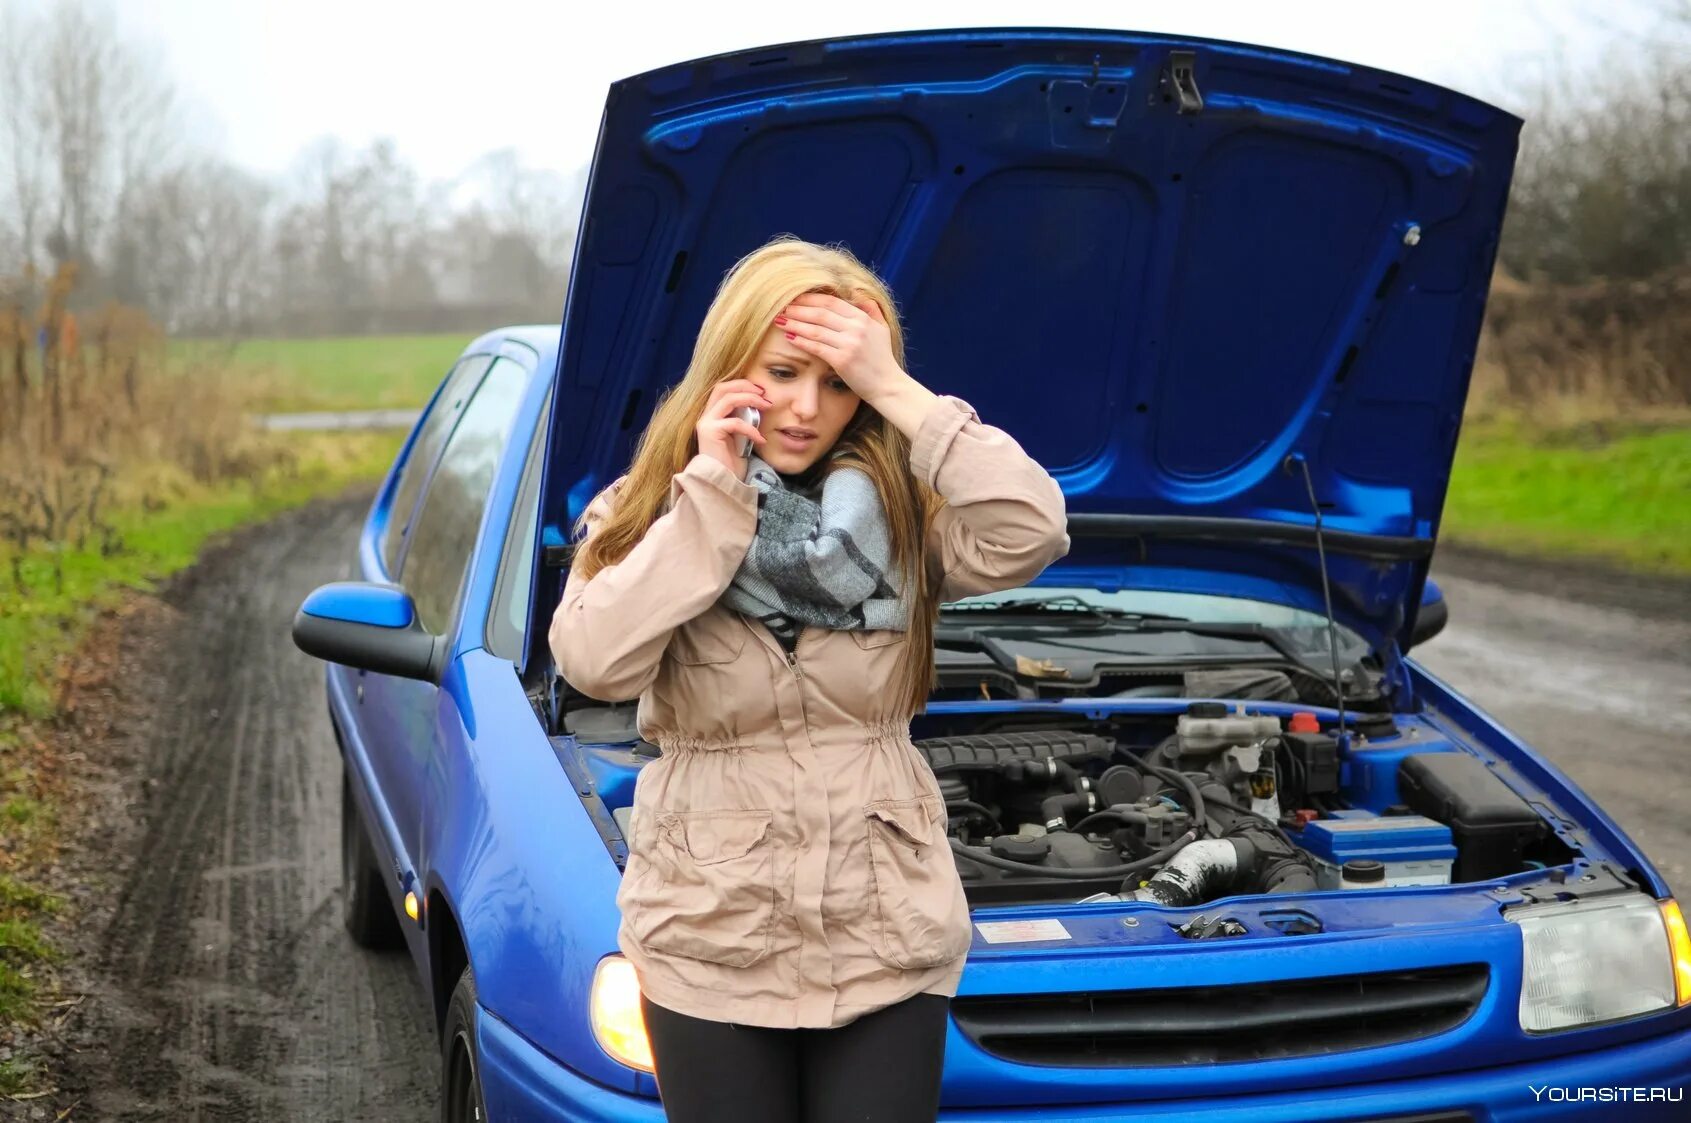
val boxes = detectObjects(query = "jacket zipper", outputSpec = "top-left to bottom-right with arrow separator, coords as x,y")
786,628 -> 805,679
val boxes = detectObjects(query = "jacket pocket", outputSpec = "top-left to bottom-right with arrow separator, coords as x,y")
669,617 -> 747,665
863,795 -> 972,970
849,628 -> 902,650
627,808 -> 777,968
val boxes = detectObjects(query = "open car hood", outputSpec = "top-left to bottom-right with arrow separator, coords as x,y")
534,28 -> 1520,674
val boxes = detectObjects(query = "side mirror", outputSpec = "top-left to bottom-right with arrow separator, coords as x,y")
292,582 -> 445,684
1408,578 -> 1449,650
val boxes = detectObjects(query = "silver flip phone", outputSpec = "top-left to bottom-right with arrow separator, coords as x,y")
731,405 -> 761,459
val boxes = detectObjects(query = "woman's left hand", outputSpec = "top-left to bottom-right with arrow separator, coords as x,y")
777,293 -> 909,404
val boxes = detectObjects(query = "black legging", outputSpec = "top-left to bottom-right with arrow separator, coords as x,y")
639,991 -> 949,1122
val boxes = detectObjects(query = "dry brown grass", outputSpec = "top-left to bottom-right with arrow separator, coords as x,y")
1470,268 -> 1691,428
0,265 -> 293,595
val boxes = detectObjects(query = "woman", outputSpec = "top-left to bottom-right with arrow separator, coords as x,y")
549,235 -> 1069,1122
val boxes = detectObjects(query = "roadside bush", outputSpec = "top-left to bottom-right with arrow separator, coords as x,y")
0,265 -> 292,598
1470,268 -> 1691,423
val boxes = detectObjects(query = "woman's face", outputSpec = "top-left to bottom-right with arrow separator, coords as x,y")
737,322 -> 862,473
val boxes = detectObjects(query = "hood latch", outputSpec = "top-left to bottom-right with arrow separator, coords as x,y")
1160,49 -> 1204,114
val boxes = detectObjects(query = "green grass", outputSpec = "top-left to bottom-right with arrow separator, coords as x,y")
0,430 -> 406,718
171,334 -> 471,413
1444,418 -> 1691,574
0,877 -> 61,1026
2,796 -> 45,827
0,1057 -> 38,1096
0,876 -> 59,914
0,916 -> 58,1023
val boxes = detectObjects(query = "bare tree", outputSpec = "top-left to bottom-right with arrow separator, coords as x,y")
111,158 -> 271,333
0,1 -> 51,273
1497,0 -> 1691,281
0,2 -> 571,333
0,0 -> 180,286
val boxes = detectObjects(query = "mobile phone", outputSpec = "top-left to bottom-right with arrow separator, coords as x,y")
730,405 -> 761,459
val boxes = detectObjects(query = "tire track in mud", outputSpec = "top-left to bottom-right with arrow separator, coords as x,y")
56,490 -> 437,1121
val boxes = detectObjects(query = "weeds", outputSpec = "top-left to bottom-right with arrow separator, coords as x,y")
0,877 -> 61,1025
1,264 -> 293,608
1469,268 -> 1691,423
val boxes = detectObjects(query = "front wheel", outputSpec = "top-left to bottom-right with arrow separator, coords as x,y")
442,967 -> 489,1123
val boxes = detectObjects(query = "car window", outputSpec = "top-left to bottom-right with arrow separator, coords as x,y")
486,384 -> 553,662
381,353 -> 495,575
401,357 -> 530,634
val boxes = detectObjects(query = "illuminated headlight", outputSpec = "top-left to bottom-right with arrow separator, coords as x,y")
590,956 -> 654,1072
1508,892 -> 1690,1033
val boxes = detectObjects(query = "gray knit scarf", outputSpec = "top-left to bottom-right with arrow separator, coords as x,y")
717,452 -> 910,645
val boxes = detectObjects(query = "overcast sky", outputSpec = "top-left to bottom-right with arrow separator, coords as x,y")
103,0 -> 1665,184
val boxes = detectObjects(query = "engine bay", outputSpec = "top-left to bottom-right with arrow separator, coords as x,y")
921,704 -> 1579,908
567,702 -> 1579,912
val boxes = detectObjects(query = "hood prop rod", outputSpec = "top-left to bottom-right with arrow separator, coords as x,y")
1287,453 -> 1348,746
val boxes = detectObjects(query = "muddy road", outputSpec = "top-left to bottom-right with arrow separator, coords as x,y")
1414,548 -> 1691,901
38,491 -> 1688,1118
49,491 -> 438,1120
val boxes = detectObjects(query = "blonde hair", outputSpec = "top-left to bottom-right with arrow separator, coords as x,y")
571,234 -> 946,716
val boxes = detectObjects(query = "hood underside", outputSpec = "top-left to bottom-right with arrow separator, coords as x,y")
536,28 -> 1521,661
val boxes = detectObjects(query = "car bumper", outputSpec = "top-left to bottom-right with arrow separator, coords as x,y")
478,1007 -> 1691,1122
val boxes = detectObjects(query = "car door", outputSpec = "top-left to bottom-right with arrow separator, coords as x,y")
360,351 -> 533,915
342,351 -> 491,873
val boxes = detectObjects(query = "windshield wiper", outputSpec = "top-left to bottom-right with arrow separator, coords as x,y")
941,594 -> 1190,626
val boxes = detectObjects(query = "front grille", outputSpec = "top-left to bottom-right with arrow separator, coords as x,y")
950,964 -> 1489,1067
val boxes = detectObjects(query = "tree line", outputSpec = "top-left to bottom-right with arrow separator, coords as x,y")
0,0 -> 582,336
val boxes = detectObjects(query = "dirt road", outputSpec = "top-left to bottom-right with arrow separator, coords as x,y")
33,493 -> 1687,1119
1415,547 -> 1691,901
45,490 -> 438,1120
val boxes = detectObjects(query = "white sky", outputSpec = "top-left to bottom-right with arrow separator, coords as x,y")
107,0 -> 1663,183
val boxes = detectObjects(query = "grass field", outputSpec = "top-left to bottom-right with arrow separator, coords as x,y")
171,333 -> 470,412
1443,417 -> 1691,575
0,430 -> 405,719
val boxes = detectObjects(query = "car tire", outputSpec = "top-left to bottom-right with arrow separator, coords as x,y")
342,766 -> 405,949
442,966 -> 489,1123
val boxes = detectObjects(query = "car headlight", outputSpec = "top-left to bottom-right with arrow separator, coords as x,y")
1508,892 -> 1691,1033
590,955 -> 655,1072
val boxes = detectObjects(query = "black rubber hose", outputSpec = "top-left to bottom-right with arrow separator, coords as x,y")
948,830 -> 1196,880
1040,791 -> 1093,827
1072,809 -> 1145,834
945,799 -> 1002,833
1127,756 -> 1207,838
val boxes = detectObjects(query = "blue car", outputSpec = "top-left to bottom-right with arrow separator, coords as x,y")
292,28 -> 1691,1122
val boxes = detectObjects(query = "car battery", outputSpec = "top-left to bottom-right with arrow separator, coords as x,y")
1294,812 -> 1456,889
1398,752 -> 1549,881
1342,729 -> 1459,812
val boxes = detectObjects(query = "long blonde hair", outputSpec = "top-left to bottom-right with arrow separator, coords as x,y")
571,234 -> 946,716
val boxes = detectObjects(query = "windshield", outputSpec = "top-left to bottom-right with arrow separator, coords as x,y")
943,585 -> 1373,664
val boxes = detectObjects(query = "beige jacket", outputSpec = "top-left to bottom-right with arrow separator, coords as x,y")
549,393 -> 1070,1029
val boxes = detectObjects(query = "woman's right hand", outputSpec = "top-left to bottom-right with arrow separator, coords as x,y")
696,379 -> 770,479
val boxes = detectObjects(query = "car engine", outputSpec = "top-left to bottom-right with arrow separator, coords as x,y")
921,704 -> 1568,908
